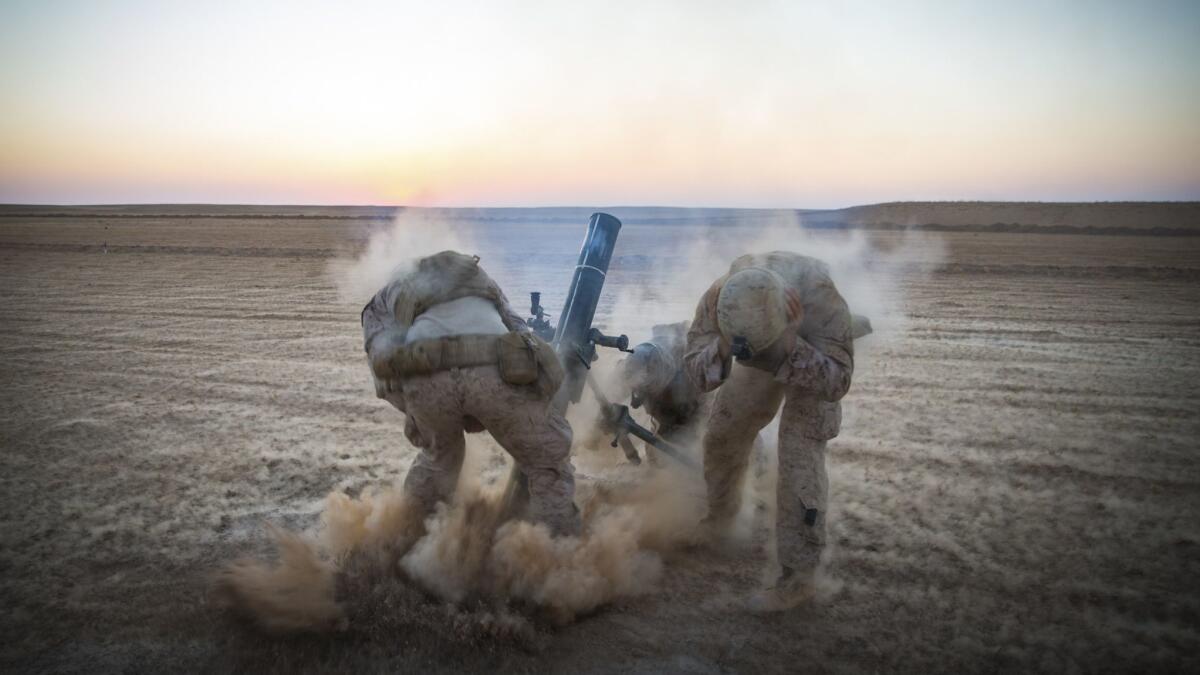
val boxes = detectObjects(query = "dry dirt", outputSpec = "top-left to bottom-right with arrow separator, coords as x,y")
1,210 -> 1199,673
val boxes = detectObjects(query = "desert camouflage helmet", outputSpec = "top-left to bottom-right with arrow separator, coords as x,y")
716,267 -> 789,352
621,342 -> 675,394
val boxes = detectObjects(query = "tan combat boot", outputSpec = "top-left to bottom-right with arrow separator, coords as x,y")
746,566 -> 815,612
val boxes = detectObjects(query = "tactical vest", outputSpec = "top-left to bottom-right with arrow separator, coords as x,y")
367,251 -> 564,398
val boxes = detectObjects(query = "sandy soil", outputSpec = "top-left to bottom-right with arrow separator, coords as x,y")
1,210 -> 1199,672
4,200 -> 1198,234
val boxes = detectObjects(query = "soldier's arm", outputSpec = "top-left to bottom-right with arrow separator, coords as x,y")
773,283 -> 854,402
361,288 -> 406,405
361,291 -> 387,353
682,281 -> 733,393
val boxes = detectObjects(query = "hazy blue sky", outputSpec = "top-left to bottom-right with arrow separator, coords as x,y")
1,0 -> 1197,206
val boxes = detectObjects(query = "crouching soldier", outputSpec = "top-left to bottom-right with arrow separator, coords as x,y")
617,321 -> 712,458
684,251 -> 856,611
361,251 -> 580,537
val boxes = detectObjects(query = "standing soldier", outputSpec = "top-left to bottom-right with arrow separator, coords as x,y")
684,251 -> 855,611
361,251 -> 579,537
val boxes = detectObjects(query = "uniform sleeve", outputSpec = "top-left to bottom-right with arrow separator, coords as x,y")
361,288 -> 394,356
774,280 -> 854,401
361,286 -> 405,406
683,280 -> 732,393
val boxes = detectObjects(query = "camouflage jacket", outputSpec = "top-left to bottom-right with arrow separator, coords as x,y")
360,251 -> 529,408
683,251 -> 854,440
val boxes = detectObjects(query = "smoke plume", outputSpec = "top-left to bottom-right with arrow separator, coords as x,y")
216,444 -> 701,633
332,209 -> 478,305
220,208 -> 943,636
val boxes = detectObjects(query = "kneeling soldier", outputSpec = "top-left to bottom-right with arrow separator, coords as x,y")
619,321 -> 712,455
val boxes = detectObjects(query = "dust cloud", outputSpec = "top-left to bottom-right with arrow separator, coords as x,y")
331,209 -> 478,305
221,211 -> 705,636
219,209 -> 944,637
216,439 -> 702,634
605,210 -> 946,346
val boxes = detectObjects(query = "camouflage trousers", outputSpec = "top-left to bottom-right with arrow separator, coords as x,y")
391,365 -> 580,537
702,365 -> 829,580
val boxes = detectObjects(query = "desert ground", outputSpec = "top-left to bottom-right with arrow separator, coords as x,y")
1,205 -> 1198,672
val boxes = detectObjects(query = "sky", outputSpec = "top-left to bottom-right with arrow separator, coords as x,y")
0,0 -> 1198,207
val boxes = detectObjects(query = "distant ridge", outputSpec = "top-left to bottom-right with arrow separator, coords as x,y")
805,201 -> 1200,235
1,201 -> 1197,235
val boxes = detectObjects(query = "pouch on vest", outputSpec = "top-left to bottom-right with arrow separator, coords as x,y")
531,335 -> 564,398
498,332 -> 539,385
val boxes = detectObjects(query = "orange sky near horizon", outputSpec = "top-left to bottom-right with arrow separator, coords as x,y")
1,1 -> 1198,207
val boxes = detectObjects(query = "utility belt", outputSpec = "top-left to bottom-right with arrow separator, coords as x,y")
390,334 -> 500,376
387,331 -> 564,396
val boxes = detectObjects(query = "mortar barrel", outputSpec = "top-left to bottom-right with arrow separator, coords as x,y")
553,212 -> 622,404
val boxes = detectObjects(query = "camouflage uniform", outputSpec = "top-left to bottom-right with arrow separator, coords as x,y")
621,321 -> 712,450
684,252 -> 853,582
362,252 -> 579,537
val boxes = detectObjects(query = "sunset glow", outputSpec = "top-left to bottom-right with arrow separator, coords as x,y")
1,0 -> 1198,206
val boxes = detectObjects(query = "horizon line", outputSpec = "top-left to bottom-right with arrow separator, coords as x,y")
3,199 -> 1200,211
